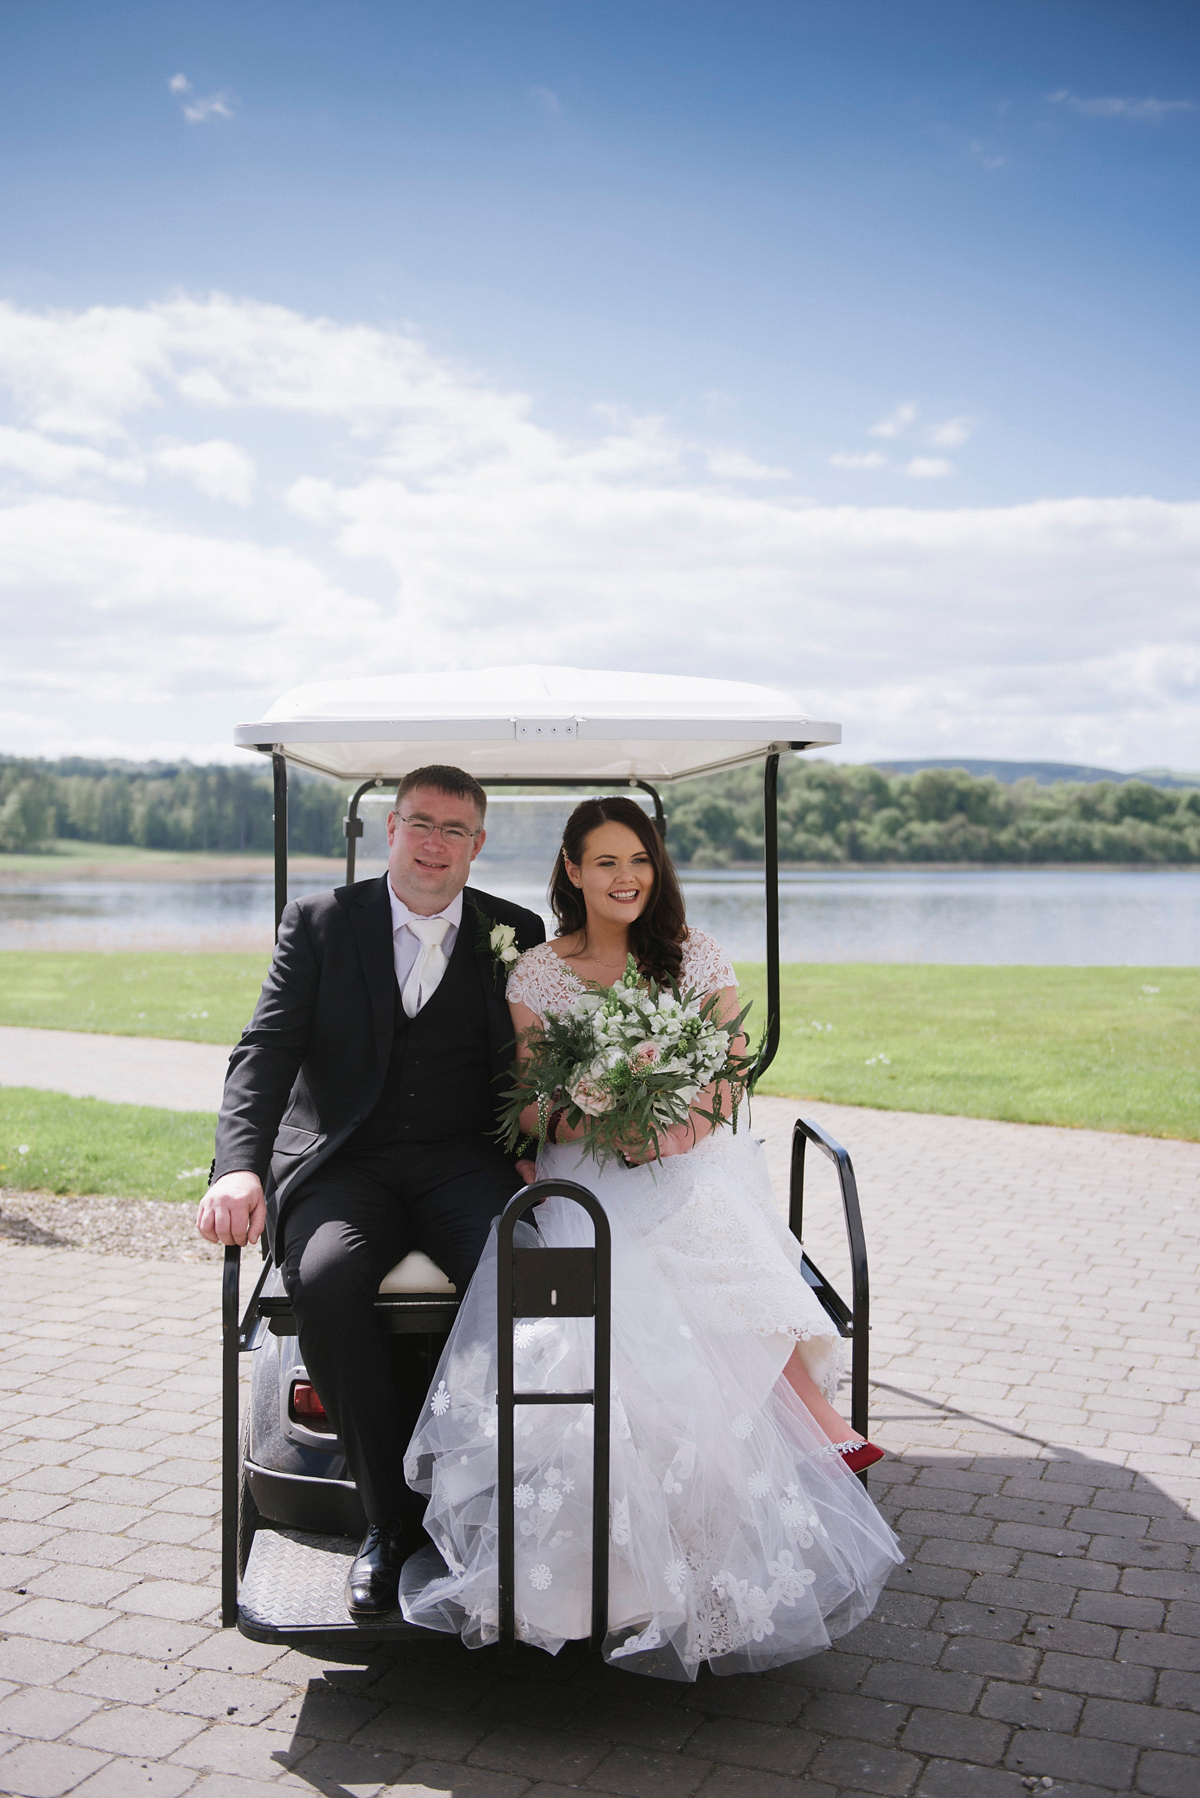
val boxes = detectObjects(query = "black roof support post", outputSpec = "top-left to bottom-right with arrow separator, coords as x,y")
756,751 -> 781,1079
272,752 -> 288,940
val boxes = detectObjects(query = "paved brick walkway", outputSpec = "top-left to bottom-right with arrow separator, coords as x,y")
1,1099 -> 1197,1798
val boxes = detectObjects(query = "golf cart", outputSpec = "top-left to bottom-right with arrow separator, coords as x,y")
220,666 -> 872,1647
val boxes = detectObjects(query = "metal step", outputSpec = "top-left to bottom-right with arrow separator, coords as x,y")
237,1528 -> 435,1644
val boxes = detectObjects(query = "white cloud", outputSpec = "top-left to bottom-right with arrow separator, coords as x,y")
829,451 -> 886,470
167,72 -> 234,124
0,293 -> 1197,768
868,403 -> 918,439
156,439 -> 256,505
706,449 -> 790,481
926,416 -> 975,449
1046,89 -> 1194,122
905,456 -> 954,479
0,426 -> 143,486
530,86 -> 562,116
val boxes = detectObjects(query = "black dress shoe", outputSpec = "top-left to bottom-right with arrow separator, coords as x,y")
345,1524 -> 411,1618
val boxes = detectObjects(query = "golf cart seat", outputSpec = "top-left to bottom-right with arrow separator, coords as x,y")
255,1248 -> 459,1336
378,1250 -> 455,1294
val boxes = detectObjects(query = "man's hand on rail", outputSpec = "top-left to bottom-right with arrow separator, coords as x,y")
198,1171 -> 267,1247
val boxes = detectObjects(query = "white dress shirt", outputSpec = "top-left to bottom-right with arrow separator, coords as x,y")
387,883 -> 464,1005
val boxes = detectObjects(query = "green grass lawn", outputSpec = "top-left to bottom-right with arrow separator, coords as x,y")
0,950 -> 271,1043
0,952 -> 1196,1145
739,964 -> 1199,1140
0,1087 -> 216,1202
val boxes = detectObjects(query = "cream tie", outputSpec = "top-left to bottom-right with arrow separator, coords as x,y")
401,916 -> 451,1018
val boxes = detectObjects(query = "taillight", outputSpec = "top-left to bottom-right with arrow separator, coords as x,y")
290,1380 -> 335,1431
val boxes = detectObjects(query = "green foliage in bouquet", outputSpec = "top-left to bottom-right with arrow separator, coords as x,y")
499,954 -> 762,1167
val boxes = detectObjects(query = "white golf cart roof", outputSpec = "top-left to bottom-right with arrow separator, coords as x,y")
235,665 -> 839,784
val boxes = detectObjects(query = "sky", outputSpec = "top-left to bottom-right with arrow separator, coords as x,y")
0,0 -> 1197,771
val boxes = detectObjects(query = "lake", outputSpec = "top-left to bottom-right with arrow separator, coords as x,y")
1,865 -> 1196,964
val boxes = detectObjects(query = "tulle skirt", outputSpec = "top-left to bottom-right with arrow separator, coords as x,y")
400,1133 -> 903,1680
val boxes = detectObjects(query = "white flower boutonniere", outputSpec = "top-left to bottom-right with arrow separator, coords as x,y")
475,906 -> 521,982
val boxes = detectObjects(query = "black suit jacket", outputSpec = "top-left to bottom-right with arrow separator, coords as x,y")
214,875 -> 546,1250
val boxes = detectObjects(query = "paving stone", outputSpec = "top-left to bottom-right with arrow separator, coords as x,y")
1022,1617 -> 1119,1657
1133,1749 -> 1200,1798
938,1638 -> 1038,1681
283,1739 -> 412,1793
0,1737 -> 112,1798
1079,1696 -> 1200,1752
0,1637 -> 95,1685
70,1701 -> 207,1757
978,1679 -> 1083,1731
915,1763 -> 1031,1796
800,1691 -> 907,1744
1,1596 -> 113,1643
807,1738 -> 922,1795
860,1661 -> 982,1711
570,1692 -> 702,1753
67,1759 -> 199,1797
677,1716 -> 820,1774
1155,1668 -> 1200,1712
1005,1727 -> 1138,1788
0,1685 -> 101,1739
83,1615 -> 209,1660
160,1670 -> 299,1727
1116,1631 -> 1200,1673
1038,1651 -> 1157,1702
468,1722 -> 608,1783
350,1699 -> 484,1760
382,1762 -> 529,1797
934,1601 -> 1029,1642
899,1707 -> 1011,1765
1074,1593 -> 1166,1630
695,1774 -> 836,1798
583,1744 -> 713,1796
168,1720 -> 314,1778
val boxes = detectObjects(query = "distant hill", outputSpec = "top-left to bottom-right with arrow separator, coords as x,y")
871,758 -> 1200,792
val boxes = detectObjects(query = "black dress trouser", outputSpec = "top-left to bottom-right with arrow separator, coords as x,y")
279,1137 -> 521,1529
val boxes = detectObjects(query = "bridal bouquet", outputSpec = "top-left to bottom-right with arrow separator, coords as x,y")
500,955 -> 761,1167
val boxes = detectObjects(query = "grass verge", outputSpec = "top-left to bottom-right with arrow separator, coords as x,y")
0,950 -> 270,1043
1,953 -> 1196,1141
739,963 -> 1199,1140
0,1087 -> 216,1202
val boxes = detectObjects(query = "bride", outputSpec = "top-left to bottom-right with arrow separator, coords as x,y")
400,797 -> 902,1678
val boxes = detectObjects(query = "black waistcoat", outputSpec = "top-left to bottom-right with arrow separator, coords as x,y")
350,918 -> 495,1146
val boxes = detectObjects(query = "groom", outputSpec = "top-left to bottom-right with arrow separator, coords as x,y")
198,764 -> 545,1615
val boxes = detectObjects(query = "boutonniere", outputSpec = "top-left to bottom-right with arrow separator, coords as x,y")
475,907 -> 521,982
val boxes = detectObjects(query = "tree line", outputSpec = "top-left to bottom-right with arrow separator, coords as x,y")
1,753 -> 1197,865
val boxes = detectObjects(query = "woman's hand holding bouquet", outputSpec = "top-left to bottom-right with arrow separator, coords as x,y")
500,955 -> 760,1168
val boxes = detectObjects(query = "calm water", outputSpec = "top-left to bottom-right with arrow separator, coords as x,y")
1,866 -> 1196,964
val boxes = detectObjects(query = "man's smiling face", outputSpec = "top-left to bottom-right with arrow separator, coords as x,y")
386,784 -> 486,914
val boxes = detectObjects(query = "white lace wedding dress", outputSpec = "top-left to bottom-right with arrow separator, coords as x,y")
399,930 -> 903,1679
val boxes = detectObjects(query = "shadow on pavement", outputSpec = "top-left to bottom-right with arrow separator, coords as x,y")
267,1446 -> 1199,1798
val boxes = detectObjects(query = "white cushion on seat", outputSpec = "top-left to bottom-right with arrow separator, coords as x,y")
378,1250 -> 456,1295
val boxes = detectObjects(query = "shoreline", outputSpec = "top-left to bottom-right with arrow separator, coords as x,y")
2,851 -> 1198,884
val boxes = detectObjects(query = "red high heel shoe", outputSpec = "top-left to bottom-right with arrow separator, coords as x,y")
829,1439 -> 885,1473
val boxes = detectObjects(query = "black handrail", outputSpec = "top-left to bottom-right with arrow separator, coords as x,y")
789,1117 -> 870,1452
344,777 -> 386,884
496,1180 -> 612,1651
755,751 -> 781,1079
221,1245 -> 242,1627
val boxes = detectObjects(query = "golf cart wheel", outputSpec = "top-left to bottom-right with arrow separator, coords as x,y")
238,1407 -> 260,1578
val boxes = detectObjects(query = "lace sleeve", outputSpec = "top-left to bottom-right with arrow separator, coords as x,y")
505,942 -> 576,1020
681,928 -> 737,994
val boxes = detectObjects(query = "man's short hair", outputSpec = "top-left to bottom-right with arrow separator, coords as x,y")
396,765 -> 487,823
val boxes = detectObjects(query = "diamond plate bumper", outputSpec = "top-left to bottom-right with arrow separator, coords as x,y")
237,1527 -> 435,1644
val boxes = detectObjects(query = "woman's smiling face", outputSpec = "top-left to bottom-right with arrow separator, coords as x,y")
564,820 -> 655,929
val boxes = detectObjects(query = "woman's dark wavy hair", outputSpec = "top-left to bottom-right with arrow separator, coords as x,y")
549,796 -> 687,986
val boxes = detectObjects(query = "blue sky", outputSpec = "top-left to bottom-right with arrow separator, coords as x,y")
0,0 -> 1197,767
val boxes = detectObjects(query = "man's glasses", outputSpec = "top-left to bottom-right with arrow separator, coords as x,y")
394,812 -> 481,845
